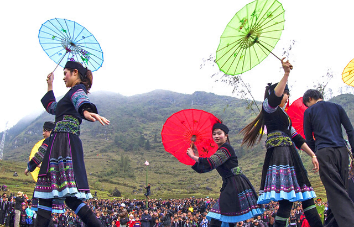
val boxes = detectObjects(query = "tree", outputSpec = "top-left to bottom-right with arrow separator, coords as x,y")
145,139 -> 151,150
138,134 -> 145,147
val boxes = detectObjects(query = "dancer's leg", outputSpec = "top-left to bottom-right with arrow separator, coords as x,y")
65,197 -> 102,227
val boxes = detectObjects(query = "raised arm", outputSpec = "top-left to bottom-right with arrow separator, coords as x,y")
274,58 -> 292,97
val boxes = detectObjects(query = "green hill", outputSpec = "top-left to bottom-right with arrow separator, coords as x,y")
2,91 -> 354,200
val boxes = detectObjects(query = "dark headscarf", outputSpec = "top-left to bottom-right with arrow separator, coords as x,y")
265,82 -> 289,99
212,123 -> 229,134
43,121 -> 55,131
64,61 -> 87,78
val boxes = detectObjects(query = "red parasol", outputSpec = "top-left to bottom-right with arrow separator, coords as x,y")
286,97 -> 307,138
161,109 -> 221,165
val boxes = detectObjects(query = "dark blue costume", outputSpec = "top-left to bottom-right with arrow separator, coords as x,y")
34,84 -> 97,213
192,142 -> 263,224
304,100 -> 354,227
258,89 -> 316,203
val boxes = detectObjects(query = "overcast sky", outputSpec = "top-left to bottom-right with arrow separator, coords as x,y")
1,0 -> 354,132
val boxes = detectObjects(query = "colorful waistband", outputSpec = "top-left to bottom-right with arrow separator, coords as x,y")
266,131 -> 292,149
54,115 -> 80,136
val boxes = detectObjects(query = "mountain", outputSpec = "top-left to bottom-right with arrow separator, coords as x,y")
1,91 -> 354,199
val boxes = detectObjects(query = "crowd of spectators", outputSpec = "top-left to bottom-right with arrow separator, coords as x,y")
0,185 -> 328,227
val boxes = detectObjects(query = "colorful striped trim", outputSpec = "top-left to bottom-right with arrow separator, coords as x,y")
303,205 -> 316,212
75,203 -> 86,214
71,89 -> 89,113
208,148 -> 231,168
46,101 -> 57,115
275,216 -> 288,221
263,98 -> 278,113
206,208 -> 264,223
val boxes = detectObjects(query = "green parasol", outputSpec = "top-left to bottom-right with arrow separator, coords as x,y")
216,0 -> 285,75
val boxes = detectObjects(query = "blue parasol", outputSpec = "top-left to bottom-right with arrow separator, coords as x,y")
38,18 -> 104,72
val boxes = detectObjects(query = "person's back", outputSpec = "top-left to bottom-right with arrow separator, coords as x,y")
303,89 -> 354,227
304,100 -> 354,151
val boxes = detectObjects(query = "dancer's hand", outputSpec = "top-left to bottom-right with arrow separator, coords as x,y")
186,148 -> 194,158
281,57 -> 293,73
312,156 -> 319,173
83,111 -> 110,125
47,72 -> 54,84
47,72 -> 54,91
24,168 -> 29,176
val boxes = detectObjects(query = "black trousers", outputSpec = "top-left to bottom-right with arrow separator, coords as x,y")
317,147 -> 354,227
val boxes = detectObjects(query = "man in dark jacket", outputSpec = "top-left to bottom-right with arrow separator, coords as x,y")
141,209 -> 152,227
303,89 -> 354,227
14,191 -> 25,227
0,193 -> 8,225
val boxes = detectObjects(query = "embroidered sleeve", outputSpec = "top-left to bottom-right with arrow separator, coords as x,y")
70,88 -> 98,118
27,141 -> 49,172
191,147 -> 231,173
291,126 -> 306,149
263,90 -> 283,113
41,90 -> 57,115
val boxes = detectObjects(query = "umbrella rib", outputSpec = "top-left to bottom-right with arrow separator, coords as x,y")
249,0 -> 259,27
41,25 -> 66,40
72,21 -> 76,43
38,36 -> 64,41
255,0 -> 269,24
254,1 -> 281,28
54,18 -> 70,41
86,56 -> 101,70
49,19 -> 68,41
43,45 -> 64,51
258,29 -> 285,34
251,43 -> 261,65
78,51 -> 103,64
216,40 -> 243,70
240,48 -> 248,74
256,7 -> 284,30
75,34 -> 94,43
258,35 -> 283,40
49,50 -> 66,58
224,43 -> 245,74
63,19 -> 72,41
232,47 -> 247,75
249,0 -> 271,31
194,112 -> 212,137
74,44 -> 103,53
73,27 -> 86,43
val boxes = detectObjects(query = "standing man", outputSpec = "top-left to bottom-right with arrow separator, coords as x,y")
0,193 -> 8,225
14,191 -> 25,227
303,89 -> 354,227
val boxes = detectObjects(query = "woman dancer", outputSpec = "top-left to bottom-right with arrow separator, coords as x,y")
241,58 -> 322,227
29,61 -> 109,227
187,123 -> 263,227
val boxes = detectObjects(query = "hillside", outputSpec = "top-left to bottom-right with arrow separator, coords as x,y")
2,91 -> 354,199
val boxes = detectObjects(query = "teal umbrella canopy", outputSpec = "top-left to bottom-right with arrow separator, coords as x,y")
39,18 -> 104,72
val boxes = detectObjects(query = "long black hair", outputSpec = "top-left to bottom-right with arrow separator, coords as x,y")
240,83 -> 276,147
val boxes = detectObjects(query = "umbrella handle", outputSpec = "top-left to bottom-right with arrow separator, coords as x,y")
257,40 -> 293,70
190,142 -> 199,157
52,52 -> 68,73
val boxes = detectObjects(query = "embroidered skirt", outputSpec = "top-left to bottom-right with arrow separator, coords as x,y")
257,145 -> 316,204
33,127 -> 92,213
206,174 -> 264,224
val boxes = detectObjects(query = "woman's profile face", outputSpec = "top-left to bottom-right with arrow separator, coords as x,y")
63,68 -> 79,88
212,129 -> 227,146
